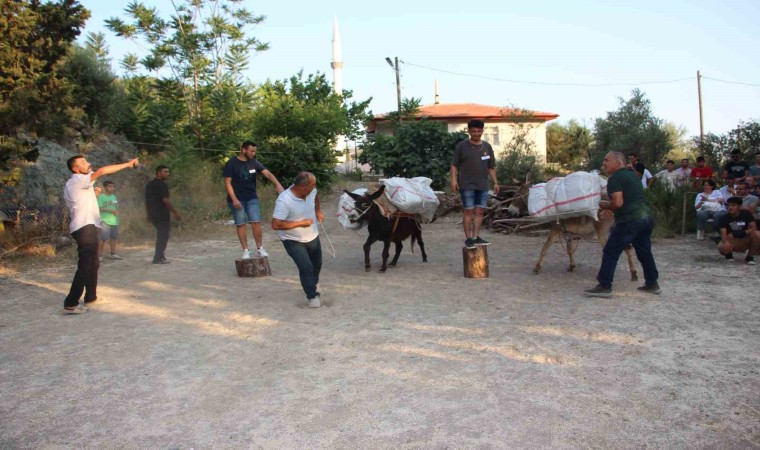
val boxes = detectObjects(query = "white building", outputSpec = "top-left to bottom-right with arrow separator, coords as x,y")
368,103 -> 559,163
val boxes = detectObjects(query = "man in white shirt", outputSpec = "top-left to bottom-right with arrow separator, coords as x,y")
641,168 -> 653,189
272,172 -> 325,308
675,158 -> 691,185
63,154 -> 138,314
654,160 -> 683,191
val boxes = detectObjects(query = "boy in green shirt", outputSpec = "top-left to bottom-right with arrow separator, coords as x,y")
98,180 -> 122,260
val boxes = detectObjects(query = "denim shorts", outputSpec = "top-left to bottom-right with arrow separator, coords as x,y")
229,198 -> 261,224
460,189 -> 489,210
99,223 -> 119,241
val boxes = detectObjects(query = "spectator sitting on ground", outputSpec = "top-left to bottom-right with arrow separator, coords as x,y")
695,179 -> 727,240
722,149 -> 750,185
746,176 -> 760,198
654,160 -> 683,191
690,156 -> 714,190
717,196 -> 759,265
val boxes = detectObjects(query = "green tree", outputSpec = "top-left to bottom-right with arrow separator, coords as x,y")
360,120 -> 467,190
106,0 -> 269,157
694,120 -> 760,170
494,109 -> 545,183
251,72 -> 371,188
0,0 -> 90,137
546,119 -> 592,169
588,89 -> 672,170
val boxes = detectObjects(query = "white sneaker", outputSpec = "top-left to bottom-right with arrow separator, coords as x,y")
256,247 -> 268,257
307,295 -> 321,308
242,249 -> 251,259
110,254 -> 122,260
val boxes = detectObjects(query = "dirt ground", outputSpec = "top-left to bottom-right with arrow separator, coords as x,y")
1,190 -> 758,449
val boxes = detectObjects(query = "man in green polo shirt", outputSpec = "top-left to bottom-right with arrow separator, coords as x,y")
585,151 -> 660,298
98,180 -> 122,260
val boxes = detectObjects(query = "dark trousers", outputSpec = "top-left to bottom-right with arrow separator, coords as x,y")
282,237 -> 322,299
64,224 -> 100,308
597,216 -> 659,289
152,220 -> 170,262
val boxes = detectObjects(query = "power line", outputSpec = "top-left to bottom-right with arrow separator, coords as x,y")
702,76 -> 760,87
401,60 -> 695,87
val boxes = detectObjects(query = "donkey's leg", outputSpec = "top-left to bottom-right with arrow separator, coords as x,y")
389,240 -> 403,267
623,246 -> 639,281
534,226 -> 559,274
416,229 -> 427,262
380,239 -> 391,272
567,238 -> 578,272
363,237 -> 377,272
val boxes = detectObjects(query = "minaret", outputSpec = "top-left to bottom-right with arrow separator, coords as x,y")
331,18 -> 343,96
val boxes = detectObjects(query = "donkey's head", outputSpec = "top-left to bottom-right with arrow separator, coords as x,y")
344,185 -> 386,223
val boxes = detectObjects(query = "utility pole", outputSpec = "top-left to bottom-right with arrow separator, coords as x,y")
386,57 -> 402,122
697,70 -> 704,148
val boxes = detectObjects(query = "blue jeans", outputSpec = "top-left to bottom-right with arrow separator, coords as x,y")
282,237 -> 322,300
229,198 -> 261,224
460,189 -> 489,210
597,217 -> 659,289
696,209 -> 727,231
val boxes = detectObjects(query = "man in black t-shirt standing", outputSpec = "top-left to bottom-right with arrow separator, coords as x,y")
722,149 -> 750,185
223,141 -> 284,259
626,153 -> 646,180
717,196 -> 759,265
145,165 -> 181,264
450,119 -> 500,249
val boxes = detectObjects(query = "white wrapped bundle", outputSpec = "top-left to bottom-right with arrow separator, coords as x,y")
529,171 -> 603,222
336,188 -> 367,230
381,177 -> 440,223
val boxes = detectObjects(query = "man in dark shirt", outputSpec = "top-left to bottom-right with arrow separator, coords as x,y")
145,165 -> 181,264
450,119 -> 500,249
223,140 -> 284,259
717,196 -> 759,264
722,150 -> 750,185
626,153 -> 646,180
585,151 -> 660,298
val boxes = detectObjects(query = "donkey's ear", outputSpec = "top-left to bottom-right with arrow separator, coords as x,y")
369,184 -> 386,200
344,190 -> 362,201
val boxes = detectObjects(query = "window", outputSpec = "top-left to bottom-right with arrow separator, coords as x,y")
483,126 -> 500,146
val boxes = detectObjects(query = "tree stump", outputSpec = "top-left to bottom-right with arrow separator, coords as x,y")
462,246 -> 489,278
235,257 -> 272,277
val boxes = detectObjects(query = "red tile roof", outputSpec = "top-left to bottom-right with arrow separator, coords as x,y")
372,103 -> 559,123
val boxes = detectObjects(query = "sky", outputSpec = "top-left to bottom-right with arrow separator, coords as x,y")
77,0 -> 760,137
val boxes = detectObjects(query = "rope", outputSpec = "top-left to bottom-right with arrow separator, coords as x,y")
319,221 -> 336,258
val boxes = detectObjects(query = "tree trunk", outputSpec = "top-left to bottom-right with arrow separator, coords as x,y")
462,246 -> 489,278
235,256 -> 272,277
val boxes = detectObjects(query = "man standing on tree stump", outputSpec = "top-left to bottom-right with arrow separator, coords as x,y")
450,119 -> 500,249
145,165 -> 182,264
224,140 -> 284,259
63,155 -> 138,314
271,172 -> 324,308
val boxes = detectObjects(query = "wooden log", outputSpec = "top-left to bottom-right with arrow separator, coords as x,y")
462,246 -> 489,278
235,256 -> 272,277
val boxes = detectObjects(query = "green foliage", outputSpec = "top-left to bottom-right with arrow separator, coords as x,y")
359,121 -> 467,190
546,119 -> 592,169
105,0 -> 269,157
645,182 -> 692,238
383,97 -> 422,123
0,0 -> 90,137
251,72 -> 372,189
59,45 -> 118,127
588,89 -> 673,170
495,108 -> 545,183
694,120 -> 760,170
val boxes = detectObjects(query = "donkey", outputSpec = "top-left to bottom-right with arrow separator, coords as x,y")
344,185 -> 427,272
511,173 -> 638,280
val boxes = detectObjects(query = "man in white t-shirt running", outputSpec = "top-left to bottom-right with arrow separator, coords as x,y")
63,155 -> 138,314
271,172 -> 325,308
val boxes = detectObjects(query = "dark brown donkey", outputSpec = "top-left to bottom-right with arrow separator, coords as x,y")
345,185 -> 427,272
